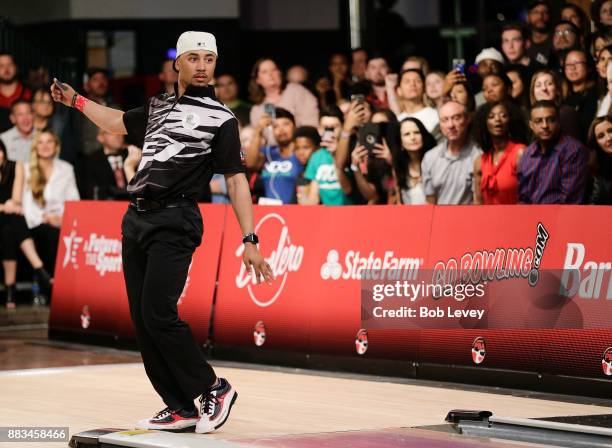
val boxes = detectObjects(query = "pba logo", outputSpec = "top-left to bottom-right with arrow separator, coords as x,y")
235,213 -> 304,307
355,329 -> 369,355
254,321 -> 266,347
602,347 -> 612,376
62,220 -> 122,277
471,337 -> 486,364
80,305 -> 91,329
182,112 -> 200,130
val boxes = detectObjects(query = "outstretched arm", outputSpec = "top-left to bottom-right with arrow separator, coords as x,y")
50,79 -> 127,135
225,172 -> 274,284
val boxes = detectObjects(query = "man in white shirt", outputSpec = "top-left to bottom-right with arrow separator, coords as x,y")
395,69 -> 440,139
0,100 -> 34,163
422,100 -> 482,204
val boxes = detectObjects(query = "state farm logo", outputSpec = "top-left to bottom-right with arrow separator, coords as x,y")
321,250 -> 342,279
235,213 -> 304,307
321,249 -> 422,280
62,220 -> 122,276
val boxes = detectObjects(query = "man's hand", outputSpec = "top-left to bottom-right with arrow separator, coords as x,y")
443,69 -> 467,96
321,133 -> 338,154
351,144 -> 368,167
385,73 -> 398,90
50,78 -> 76,108
344,101 -> 367,131
243,243 -> 274,285
225,172 -> 273,283
256,114 -> 273,134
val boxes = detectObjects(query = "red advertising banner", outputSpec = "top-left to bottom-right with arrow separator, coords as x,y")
213,205 -> 434,359
48,202 -> 612,380
421,205 -> 612,378
49,201 -> 126,338
49,202 -> 225,343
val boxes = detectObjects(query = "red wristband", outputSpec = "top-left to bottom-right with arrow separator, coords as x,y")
74,94 -> 88,113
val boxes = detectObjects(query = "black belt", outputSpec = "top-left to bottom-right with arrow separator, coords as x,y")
129,197 -> 196,212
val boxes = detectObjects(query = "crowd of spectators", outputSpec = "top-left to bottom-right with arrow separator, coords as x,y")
233,1 -> 611,208
1,0 -> 612,307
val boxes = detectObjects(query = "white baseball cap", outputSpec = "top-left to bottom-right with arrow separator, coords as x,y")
175,31 -> 218,59
475,47 -> 504,65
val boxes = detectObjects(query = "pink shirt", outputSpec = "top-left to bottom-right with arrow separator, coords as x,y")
250,82 -> 319,128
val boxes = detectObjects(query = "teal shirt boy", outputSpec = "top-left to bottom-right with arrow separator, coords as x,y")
304,148 -> 350,205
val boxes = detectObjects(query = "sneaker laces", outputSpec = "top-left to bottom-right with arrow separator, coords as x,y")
200,391 -> 219,416
153,407 -> 172,420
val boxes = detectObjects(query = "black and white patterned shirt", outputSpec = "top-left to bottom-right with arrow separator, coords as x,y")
122,84 -> 245,200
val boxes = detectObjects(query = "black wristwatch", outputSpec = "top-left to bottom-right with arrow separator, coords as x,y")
242,233 -> 259,245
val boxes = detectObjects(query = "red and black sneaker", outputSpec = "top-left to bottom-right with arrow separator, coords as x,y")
135,406 -> 199,431
196,378 -> 238,433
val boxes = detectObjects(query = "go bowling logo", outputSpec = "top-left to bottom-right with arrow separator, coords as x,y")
471,337 -> 486,365
235,213 -> 304,307
602,347 -> 612,376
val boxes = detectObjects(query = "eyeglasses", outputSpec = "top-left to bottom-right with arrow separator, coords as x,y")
554,29 -> 575,37
532,116 -> 557,125
564,61 -> 586,69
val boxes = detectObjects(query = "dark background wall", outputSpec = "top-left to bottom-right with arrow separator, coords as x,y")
1,1 -> 571,107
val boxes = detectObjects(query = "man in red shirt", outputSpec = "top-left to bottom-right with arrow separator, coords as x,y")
0,54 -> 31,132
365,55 -> 390,109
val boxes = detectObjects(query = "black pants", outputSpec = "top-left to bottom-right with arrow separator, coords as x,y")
30,224 -> 60,273
121,204 -> 216,410
0,213 -> 30,261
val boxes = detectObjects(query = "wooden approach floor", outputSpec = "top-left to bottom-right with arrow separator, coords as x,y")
1,327 -> 611,448
2,361 -> 612,448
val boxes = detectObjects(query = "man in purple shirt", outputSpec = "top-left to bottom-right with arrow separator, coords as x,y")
518,100 -> 588,204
